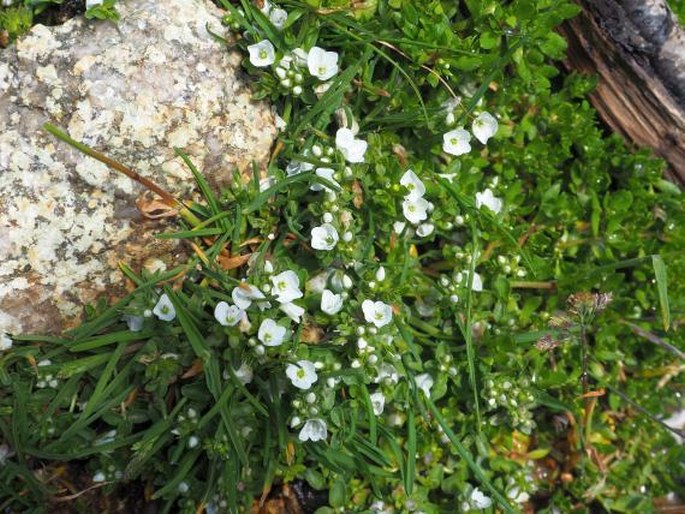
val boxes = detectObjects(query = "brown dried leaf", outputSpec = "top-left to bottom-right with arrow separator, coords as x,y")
352,180 -> 364,209
136,194 -> 178,219
181,359 -> 204,379
217,253 -> 252,271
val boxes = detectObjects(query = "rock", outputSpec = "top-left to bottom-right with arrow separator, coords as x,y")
0,0 -> 277,335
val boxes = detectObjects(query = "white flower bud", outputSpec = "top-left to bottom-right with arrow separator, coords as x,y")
375,266 -> 386,281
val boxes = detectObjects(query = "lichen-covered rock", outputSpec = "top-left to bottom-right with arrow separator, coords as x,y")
0,0 -> 277,335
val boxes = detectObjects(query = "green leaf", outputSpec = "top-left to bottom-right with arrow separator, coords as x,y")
652,255 -> 671,331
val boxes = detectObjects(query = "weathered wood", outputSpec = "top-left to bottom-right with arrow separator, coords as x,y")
560,0 -> 685,185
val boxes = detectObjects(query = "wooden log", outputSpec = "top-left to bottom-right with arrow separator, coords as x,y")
559,0 -> 685,185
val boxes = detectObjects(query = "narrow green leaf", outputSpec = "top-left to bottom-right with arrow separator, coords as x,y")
652,255 -> 671,331
405,409 -> 416,495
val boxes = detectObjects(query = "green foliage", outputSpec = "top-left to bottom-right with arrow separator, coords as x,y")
0,5 -> 32,41
1,0 -> 684,513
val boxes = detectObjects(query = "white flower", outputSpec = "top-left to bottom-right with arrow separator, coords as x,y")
475,188 -> 503,214
471,272 -> 483,292
286,159 -> 314,177
470,488 -> 492,509
214,301 -> 244,327
307,46 -> 339,81
280,302 -> 305,323
247,40 -> 276,67
416,223 -> 434,237
455,272 -> 483,292
274,113 -> 287,131
335,128 -> 368,163
153,294 -> 176,322
393,221 -> 407,234
507,486 -> 530,504
321,289 -> 344,315
271,271 -> 303,304
257,318 -> 286,347
402,197 -> 429,225
86,0 -> 103,8
286,360 -> 318,390
370,391 -> 385,415
375,363 -> 399,384
399,169 -> 425,200
292,47 -> 309,66
269,7 -> 288,30
415,373 -> 434,398
472,112 -> 498,144
310,167 -> 340,192
298,418 -> 328,442
0,333 -> 12,351
234,362 -> 254,385
362,300 -> 393,328
311,223 -> 339,251
92,471 -> 106,483
232,284 -> 269,310
442,128 -> 472,156
123,314 -> 144,332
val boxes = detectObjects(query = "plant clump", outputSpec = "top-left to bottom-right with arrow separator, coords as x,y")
0,0 -> 683,513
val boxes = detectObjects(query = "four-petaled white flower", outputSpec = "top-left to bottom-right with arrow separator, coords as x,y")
232,284 -> 269,311
311,223 -> 339,251
402,197 -> 429,225
298,418 -> 328,442
475,188 -> 503,214
153,294 -> 176,322
400,169 -> 426,200
280,302 -> 305,323
470,488 -> 493,509
375,363 -> 399,384
257,318 -> 286,347
321,289 -> 344,315
123,314 -> 144,332
287,159 -> 314,177
362,299 -> 393,328
335,128 -> 368,163
286,360 -> 318,390
310,167 -> 340,192
415,373 -> 434,398
292,47 -> 309,66
271,270 -> 303,304
214,301 -> 244,327
269,7 -> 288,30
0,333 -> 12,351
442,128 -> 471,156
234,362 -> 254,385
416,223 -> 434,237
472,112 -> 498,145
370,391 -> 386,416
307,46 -> 339,81
247,40 -> 276,67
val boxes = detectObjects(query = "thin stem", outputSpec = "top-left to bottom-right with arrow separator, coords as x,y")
43,123 -> 202,227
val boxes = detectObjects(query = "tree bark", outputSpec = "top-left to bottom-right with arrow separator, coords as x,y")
559,0 -> 685,185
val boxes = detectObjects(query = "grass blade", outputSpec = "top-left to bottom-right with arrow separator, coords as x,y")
652,255 -> 671,331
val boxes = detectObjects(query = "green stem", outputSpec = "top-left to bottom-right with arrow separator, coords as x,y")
43,123 -> 202,227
